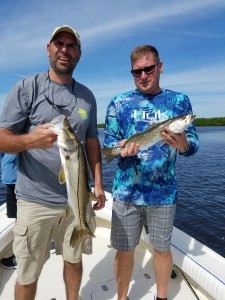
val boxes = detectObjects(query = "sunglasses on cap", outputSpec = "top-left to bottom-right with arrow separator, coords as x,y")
131,63 -> 159,77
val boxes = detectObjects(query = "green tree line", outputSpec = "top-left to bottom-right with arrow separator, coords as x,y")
194,117 -> 225,126
98,117 -> 225,128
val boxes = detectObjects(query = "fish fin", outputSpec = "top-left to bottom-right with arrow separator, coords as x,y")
150,123 -> 160,129
59,165 -> 66,184
101,147 -> 120,163
70,228 -> 95,247
89,191 -> 98,202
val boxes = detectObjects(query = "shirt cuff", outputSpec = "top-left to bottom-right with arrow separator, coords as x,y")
179,141 -> 190,154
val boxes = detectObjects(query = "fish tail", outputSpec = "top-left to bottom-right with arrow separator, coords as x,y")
70,228 -> 95,247
89,191 -> 98,201
89,191 -> 108,202
101,147 -> 120,163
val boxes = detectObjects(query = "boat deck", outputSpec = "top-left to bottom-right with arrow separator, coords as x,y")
0,218 -> 210,300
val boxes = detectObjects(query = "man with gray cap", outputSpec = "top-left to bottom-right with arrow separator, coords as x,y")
0,25 -> 106,300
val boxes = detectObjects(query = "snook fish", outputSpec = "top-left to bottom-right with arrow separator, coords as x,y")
49,114 -> 97,247
102,113 -> 195,163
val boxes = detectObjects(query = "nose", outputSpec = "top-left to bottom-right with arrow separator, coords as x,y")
60,44 -> 68,52
140,70 -> 148,78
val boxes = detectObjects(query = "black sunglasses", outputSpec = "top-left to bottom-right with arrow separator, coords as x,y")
131,63 -> 159,77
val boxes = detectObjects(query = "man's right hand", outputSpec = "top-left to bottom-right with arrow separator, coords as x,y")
0,124 -> 57,154
120,139 -> 140,157
26,124 -> 57,149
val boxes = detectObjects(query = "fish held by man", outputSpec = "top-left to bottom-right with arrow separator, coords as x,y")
102,113 -> 195,163
49,114 -> 97,247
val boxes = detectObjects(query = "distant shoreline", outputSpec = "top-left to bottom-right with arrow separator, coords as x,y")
98,117 -> 225,128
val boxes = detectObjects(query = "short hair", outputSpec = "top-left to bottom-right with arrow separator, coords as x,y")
130,45 -> 160,64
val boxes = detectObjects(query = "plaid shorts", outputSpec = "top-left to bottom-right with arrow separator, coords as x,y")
111,199 -> 176,252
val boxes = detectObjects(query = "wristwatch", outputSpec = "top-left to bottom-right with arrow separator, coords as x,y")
179,141 -> 190,154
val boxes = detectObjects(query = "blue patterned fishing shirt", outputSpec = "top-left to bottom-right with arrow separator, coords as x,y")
103,89 -> 199,206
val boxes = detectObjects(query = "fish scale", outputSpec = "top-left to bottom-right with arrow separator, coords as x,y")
49,114 -> 97,247
102,113 -> 195,163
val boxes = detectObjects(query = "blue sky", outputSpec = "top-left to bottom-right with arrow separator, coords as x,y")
0,0 -> 224,123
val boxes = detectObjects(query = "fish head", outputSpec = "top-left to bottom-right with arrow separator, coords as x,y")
59,140 -> 79,159
49,114 -> 66,135
49,114 -> 79,154
49,114 -> 78,140
169,114 -> 195,133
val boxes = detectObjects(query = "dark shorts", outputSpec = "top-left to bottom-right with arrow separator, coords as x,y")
6,184 -> 17,218
111,199 -> 176,253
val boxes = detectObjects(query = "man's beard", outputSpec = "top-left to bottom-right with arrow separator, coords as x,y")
49,58 -> 75,76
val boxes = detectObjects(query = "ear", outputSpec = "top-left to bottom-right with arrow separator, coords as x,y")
159,61 -> 164,73
47,43 -> 51,57
77,49 -> 82,62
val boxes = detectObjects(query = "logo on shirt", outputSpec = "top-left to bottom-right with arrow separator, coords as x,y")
133,109 -> 168,123
78,109 -> 87,120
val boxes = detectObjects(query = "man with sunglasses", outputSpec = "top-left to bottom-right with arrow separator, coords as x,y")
104,45 -> 199,300
0,25 -> 106,300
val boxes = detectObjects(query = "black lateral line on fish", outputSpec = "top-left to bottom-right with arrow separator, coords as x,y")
65,162 -> 93,234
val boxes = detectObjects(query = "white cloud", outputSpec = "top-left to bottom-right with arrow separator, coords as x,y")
161,64 -> 225,94
1,0 -> 224,68
0,0 -> 224,120
90,63 -> 225,121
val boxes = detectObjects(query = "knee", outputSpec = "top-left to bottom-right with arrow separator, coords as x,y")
15,280 -> 37,296
64,260 -> 82,272
16,281 -> 37,288
116,250 -> 134,257
153,248 -> 171,258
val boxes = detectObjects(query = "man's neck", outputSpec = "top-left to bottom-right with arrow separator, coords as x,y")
48,69 -> 73,85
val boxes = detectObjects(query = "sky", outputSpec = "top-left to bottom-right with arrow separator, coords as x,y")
0,0 -> 224,123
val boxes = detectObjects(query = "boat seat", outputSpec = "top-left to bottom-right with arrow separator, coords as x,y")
0,203 -> 15,255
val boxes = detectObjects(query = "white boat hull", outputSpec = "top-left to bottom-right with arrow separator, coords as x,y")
96,192 -> 225,300
0,193 -> 225,299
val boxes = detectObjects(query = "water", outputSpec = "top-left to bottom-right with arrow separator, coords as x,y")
99,126 -> 225,258
0,127 -> 224,257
